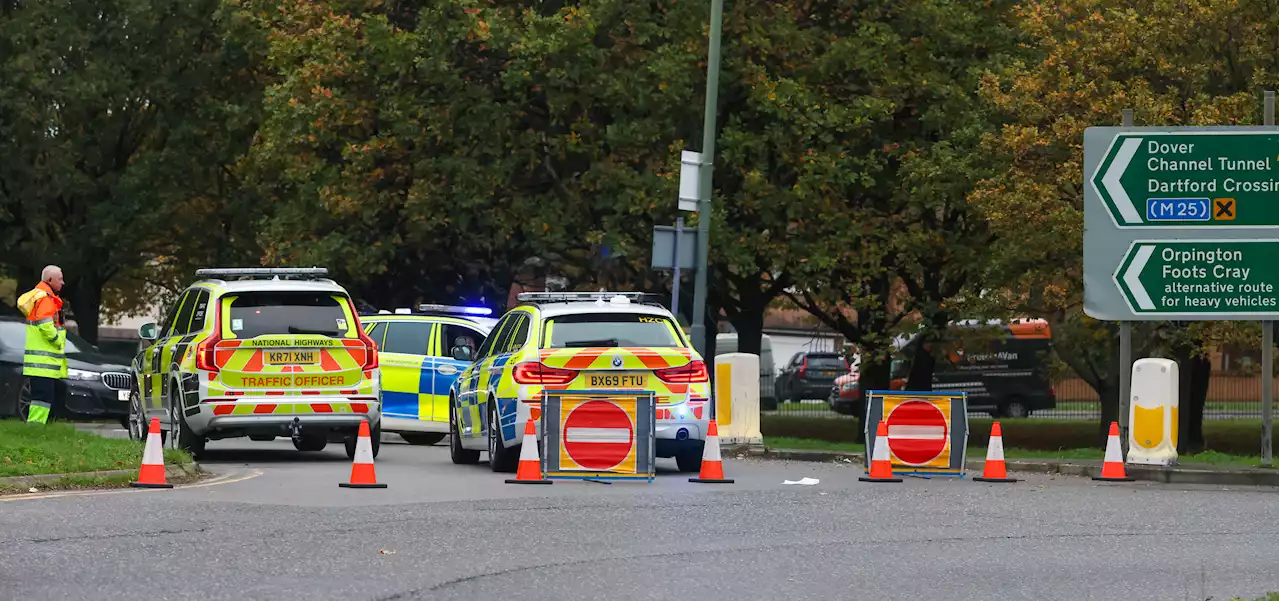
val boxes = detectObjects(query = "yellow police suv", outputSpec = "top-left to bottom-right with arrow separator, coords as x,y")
127,268 -> 382,459
359,304 -> 495,445
450,292 -> 712,473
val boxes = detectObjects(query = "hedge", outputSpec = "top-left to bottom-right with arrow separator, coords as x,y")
761,415 -> 1279,456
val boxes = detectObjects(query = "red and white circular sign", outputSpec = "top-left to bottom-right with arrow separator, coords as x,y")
563,400 -> 634,470
884,400 -> 949,466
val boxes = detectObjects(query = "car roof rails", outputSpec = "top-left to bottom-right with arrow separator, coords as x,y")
194,267 -> 333,282
515,291 -> 665,307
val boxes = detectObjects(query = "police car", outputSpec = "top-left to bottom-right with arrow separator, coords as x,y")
128,268 -> 382,459
359,305 -> 495,445
450,292 -> 711,473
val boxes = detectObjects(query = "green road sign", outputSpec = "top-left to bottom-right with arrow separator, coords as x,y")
1114,240 -> 1280,316
1091,132 -> 1279,227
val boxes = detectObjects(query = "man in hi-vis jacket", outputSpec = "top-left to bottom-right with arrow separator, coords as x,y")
19,265 -> 68,424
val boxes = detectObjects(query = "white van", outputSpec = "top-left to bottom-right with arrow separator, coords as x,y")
715,333 -> 777,409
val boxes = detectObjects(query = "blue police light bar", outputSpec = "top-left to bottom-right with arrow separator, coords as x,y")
417,304 -> 493,316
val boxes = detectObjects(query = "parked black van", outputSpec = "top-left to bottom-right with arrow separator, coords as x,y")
886,320 -> 1057,419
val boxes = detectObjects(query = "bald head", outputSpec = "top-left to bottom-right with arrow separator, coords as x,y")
41,265 -> 63,292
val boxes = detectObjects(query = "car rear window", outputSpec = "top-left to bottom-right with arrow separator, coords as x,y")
543,313 -> 683,348
226,292 -> 352,339
807,355 -> 847,369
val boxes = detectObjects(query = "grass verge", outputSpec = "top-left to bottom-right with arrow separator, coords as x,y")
764,437 -> 1269,469
0,419 -> 191,477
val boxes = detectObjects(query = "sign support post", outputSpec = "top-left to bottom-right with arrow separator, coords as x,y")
671,217 -> 684,314
1263,90 -> 1275,467
1119,108 -> 1133,456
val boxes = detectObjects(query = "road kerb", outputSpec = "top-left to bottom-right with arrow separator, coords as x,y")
0,461 -> 204,488
761,448 -> 1278,487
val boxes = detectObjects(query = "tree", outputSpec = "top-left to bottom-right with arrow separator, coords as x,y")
969,0 -> 1278,440
0,0 -> 264,342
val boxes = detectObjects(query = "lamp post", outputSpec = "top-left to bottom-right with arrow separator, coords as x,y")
688,0 -> 724,359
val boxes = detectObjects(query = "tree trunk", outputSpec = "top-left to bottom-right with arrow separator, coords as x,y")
64,277 -> 103,345
905,339 -> 936,391
728,303 -> 765,356
1178,354 -> 1211,454
1096,375 -> 1119,446
857,351 -> 892,445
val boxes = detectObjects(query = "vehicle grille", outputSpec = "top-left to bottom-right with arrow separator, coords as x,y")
102,372 -> 133,391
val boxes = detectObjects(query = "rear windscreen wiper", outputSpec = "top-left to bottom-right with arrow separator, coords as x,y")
562,338 -> 619,348
288,326 -> 338,335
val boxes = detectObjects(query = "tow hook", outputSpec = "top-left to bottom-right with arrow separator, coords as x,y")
289,417 -> 303,444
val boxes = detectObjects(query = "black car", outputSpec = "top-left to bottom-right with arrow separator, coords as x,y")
0,315 -> 135,426
774,352 -> 849,403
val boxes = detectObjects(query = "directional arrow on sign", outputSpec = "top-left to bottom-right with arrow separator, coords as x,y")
1100,137 -> 1145,225
1121,244 -> 1156,309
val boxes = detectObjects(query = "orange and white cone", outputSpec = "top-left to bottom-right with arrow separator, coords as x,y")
506,419 -> 551,485
689,419 -> 734,483
860,420 -> 902,483
130,417 -> 174,489
973,421 -> 1019,483
339,419 -> 387,489
1093,421 -> 1135,482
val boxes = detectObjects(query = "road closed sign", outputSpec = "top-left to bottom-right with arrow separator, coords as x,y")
864,391 -> 969,476
541,391 -> 656,481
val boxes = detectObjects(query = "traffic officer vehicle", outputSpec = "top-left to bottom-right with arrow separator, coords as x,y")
450,291 -> 711,473
360,304 -> 494,445
128,267 -> 382,459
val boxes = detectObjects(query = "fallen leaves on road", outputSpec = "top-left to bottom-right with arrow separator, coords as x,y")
378,549 -> 396,555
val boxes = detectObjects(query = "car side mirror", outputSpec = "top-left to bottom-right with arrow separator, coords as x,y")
138,322 -> 158,340
451,345 -> 473,362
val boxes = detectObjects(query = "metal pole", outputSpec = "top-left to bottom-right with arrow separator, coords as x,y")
1262,90 -> 1275,466
689,0 -> 725,360
672,217 -> 684,315
1117,108 -> 1134,455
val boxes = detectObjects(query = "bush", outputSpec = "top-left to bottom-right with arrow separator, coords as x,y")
761,415 -> 1278,455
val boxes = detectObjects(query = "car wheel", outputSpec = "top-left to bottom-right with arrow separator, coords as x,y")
127,390 -> 146,442
169,388 -> 205,458
293,432 -> 328,452
1003,399 -> 1030,419
400,432 -> 446,446
675,444 -> 704,473
450,399 -> 481,465
16,379 -> 31,421
487,403 -> 517,473
345,421 -> 381,460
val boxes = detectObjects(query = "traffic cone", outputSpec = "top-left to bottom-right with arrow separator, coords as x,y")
339,419 -> 388,488
130,417 -> 174,489
973,421 -> 1019,483
1093,421 -> 1135,482
859,420 -> 902,483
505,419 -> 552,484
689,419 -> 734,483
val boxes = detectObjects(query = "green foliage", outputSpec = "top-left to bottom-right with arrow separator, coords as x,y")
0,0 -> 265,339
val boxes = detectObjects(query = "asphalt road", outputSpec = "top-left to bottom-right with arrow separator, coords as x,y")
0,436 -> 1275,601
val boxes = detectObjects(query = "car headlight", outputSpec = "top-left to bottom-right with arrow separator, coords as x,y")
67,368 -> 101,381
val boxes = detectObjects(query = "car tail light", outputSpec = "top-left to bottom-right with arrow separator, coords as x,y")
345,299 -> 379,370
655,360 -> 709,383
513,362 -> 577,385
195,303 -> 223,372
798,357 -> 808,379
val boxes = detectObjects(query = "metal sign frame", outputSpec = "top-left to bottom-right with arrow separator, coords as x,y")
540,390 -> 656,482
863,390 -> 969,477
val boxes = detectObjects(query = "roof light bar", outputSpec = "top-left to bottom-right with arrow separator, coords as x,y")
195,267 -> 329,278
516,291 -> 662,304
416,304 -> 494,316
